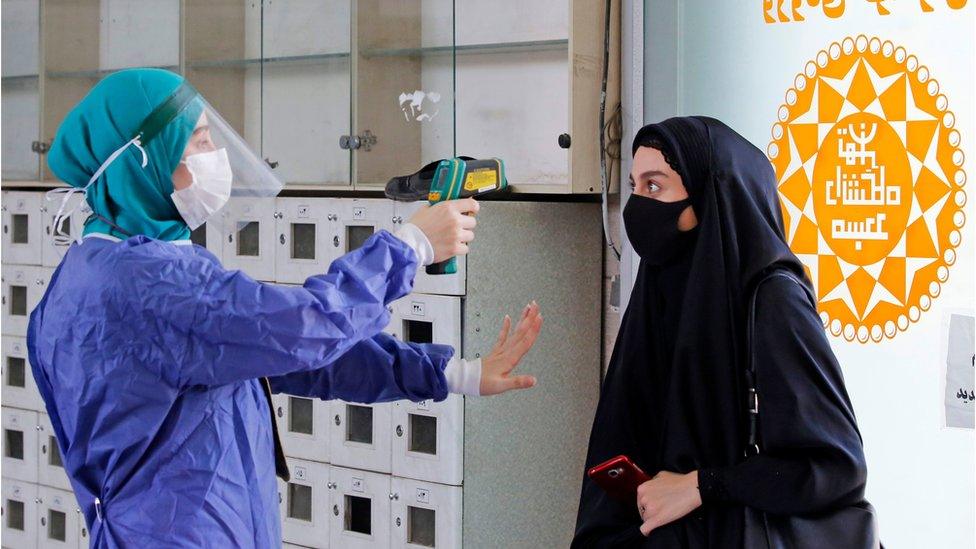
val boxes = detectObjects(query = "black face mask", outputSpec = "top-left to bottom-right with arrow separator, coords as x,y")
623,194 -> 696,265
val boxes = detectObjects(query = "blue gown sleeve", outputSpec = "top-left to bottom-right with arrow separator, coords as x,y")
117,231 -> 419,388
268,332 -> 454,403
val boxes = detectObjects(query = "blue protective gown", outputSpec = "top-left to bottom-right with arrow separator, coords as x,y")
27,230 -> 453,548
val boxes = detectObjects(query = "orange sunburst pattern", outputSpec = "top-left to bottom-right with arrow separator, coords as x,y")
767,35 -> 967,344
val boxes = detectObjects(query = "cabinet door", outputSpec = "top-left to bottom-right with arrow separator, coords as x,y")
2,336 -> 44,413
2,191 -> 43,265
274,197 -> 335,284
328,401 -> 392,474
1,0 -> 41,181
278,458 -> 331,548
2,407 -> 39,483
329,466 -> 392,548
353,0 -> 455,189
390,476 -> 462,549
273,393 -> 330,464
37,485 -> 81,549
261,0 -> 352,188
1,479 -> 38,548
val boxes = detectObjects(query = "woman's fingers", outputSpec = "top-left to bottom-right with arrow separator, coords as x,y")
491,315 -> 512,354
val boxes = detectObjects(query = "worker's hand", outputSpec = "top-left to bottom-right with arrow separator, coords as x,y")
480,301 -> 542,396
408,198 -> 480,263
637,471 -> 702,536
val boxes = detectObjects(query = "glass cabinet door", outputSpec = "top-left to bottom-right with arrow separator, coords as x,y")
454,0 -> 569,191
260,0 -> 352,188
184,0 -> 263,156
353,0 -> 456,188
40,0 -> 180,182
2,0 -> 41,181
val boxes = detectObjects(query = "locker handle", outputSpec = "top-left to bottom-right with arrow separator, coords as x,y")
389,493 -> 399,501
41,516 -> 46,526
395,425 -> 403,437
334,414 -> 341,426
276,407 -> 283,418
327,482 -> 337,489
42,443 -> 47,454
333,504 -> 340,516
279,234 -> 286,245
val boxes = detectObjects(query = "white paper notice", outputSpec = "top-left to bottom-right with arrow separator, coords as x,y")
945,314 -> 975,429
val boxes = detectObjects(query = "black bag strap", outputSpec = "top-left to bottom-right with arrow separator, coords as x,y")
744,269 -> 816,457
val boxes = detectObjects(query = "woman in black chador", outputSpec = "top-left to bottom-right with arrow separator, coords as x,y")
573,117 -> 875,548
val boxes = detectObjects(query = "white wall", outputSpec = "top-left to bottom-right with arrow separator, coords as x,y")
643,1 -> 975,546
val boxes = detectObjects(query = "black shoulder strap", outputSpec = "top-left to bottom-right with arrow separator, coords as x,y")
744,269 -> 811,457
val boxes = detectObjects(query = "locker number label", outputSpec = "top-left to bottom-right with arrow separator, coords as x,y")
294,466 -> 307,481
416,488 -> 430,505
353,207 -> 367,219
352,477 -> 365,493
297,206 -> 310,218
411,302 -> 426,317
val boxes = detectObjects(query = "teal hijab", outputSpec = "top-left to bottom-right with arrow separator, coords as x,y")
48,68 -> 203,241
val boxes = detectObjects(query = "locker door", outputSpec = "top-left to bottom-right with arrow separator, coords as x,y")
390,294 -> 464,485
390,477 -> 462,549
328,401 -> 392,474
41,194 -> 90,268
217,197 -> 277,282
329,466 -> 392,548
392,201 -> 466,296
272,393 -> 330,464
274,197 -> 334,284
37,413 -> 72,492
328,199 -> 395,264
2,336 -> 44,412
188,221 -> 223,263
37,485 -> 80,548
1,478 -> 38,548
2,191 -> 43,265
2,407 -> 38,483
278,458 -> 330,548
392,396 -> 463,486
2,265 -> 39,337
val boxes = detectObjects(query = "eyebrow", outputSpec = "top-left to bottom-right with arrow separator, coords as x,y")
637,170 -> 668,179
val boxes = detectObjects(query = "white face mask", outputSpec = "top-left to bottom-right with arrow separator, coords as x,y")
171,148 -> 233,230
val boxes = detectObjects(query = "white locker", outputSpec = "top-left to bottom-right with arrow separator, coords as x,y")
329,466 -> 391,549
387,294 -> 461,348
2,478 -> 38,549
2,335 -> 44,412
392,201 -> 466,296
274,197 -> 335,284
330,199 -> 394,261
392,396 -> 464,486
38,413 -> 71,492
37,485 -> 80,549
278,458 -> 330,548
188,221 -> 223,262
273,393 -> 330,464
2,265 -> 50,337
2,407 -> 38,483
216,197 -> 277,282
390,477 -> 462,549
389,293 -> 464,485
41,194 -> 91,268
2,191 -> 43,265
328,401 -> 392,474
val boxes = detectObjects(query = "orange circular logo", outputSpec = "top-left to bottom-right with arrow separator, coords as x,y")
768,35 -> 967,343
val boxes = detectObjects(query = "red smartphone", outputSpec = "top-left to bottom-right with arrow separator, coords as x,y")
587,455 -> 651,504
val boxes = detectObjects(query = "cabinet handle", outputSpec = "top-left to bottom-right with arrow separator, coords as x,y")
265,158 -> 279,169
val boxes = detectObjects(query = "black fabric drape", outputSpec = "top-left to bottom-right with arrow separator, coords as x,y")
572,117 -> 866,548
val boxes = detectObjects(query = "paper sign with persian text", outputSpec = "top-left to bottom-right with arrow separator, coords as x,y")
944,313 -> 975,428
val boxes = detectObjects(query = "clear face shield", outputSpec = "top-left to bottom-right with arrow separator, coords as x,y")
46,81 -> 282,244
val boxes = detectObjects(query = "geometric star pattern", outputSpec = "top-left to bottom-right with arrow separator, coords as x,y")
767,35 -> 967,343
